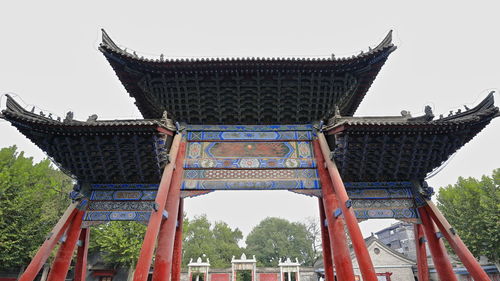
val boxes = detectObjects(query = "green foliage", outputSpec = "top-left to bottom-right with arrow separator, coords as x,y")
0,146 -> 72,271
245,217 -> 315,266
236,270 -> 252,281
90,221 -> 146,266
183,215 -> 243,268
437,169 -> 500,262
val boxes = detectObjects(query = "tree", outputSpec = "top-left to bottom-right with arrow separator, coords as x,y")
436,169 -> 499,262
90,221 -> 146,281
183,215 -> 243,268
304,217 -> 322,266
245,217 -> 315,266
0,146 -> 73,271
90,221 -> 146,265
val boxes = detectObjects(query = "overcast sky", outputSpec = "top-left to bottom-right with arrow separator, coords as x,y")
0,1 -> 499,242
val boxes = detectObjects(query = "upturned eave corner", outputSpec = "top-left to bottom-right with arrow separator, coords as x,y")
99,28 -> 121,52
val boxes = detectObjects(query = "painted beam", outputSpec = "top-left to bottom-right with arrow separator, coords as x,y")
133,133 -> 183,281
170,199 -> 184,281
317,133 -> 378,281
74,228 -> 90,281
418,207 -> 457,281
46,209 -> 85,281
18,202 -> 79,281
424,202 -> 491,281
152,142 -> 186,281
414,224 -> 429,281
313,140 -> 355,280
318,199 -> 335,281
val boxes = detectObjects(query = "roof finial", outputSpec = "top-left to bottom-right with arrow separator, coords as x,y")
87,114 -> 98,122
63,111 -> 74,123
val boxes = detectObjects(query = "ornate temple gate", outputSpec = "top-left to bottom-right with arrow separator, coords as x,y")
1,29 -> 498,281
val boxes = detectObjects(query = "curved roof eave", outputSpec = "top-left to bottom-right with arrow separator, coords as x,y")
1,95 -> 175,132
99,29 -> 396,66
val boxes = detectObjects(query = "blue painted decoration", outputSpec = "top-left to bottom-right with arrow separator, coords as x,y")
181,179 -> 320,190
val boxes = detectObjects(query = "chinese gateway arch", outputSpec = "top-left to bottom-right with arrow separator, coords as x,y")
1,30 -> 498,281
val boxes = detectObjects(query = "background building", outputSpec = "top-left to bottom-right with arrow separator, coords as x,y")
375,222 -> 417,260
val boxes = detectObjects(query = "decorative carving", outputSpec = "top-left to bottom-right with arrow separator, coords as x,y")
86,114 -> 98,122
63,111 -> 74,123
400,110 -> 411,118
136,71 -> 360,124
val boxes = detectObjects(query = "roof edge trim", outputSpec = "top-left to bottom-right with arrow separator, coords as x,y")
99,29 -> 396,63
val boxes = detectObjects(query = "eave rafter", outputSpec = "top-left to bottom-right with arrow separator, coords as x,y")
324,92 -> 499,182
0,95 -> 175,184
99,29 -> 396,123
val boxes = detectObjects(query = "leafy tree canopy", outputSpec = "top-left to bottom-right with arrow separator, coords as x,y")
90,221 -> 146,266
437,169 -> 499,262
245,217 -> 315,267
183,215 -> 243,268
0,146 -> 72,271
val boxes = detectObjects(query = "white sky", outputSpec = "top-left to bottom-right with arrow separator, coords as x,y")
0,1 -> 499,241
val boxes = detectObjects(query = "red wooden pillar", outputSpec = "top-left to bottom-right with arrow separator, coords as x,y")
424,202 -> 490,281
317,133 -> 378,281
318,199 -> 335,281
152,141 -> 186,281
134,134 -> 182,281
171,199 -> 184,281
74,227 -> 90,281
18,202 -> 79,281
418,207 -> 457,281
313,140 -> 355,280
46,209 -> 85,281
413,224 -> 429,281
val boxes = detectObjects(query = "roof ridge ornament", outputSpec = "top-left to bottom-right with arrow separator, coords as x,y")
374,30 -> 393,51
86,114 -> 98,123
101,29 -> 120,50
408,105 -> 434,122
63,111 -> 74,124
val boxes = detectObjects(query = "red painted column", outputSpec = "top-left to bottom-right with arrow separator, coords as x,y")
171,199 -> 185,281
46,209 -> 85,281
152,141 -> 186,281
317,134 -> 377,281
424,202 -> 490,281
413,224 -> 429,281
313,140 -> 355,281
318,199 -> 335,281
418,207 -> 457,281
18,202 -> 79,281
134,134 -> 183,281
74,227 -> 90,281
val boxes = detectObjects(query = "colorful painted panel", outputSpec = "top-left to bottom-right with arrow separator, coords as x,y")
351,199 -> 415,208
182,179 -> 320,190
183,169 -> 318,180
187,131 -> 313,141
354,208 -> 418,219
83,211 -> 151,221
344,181 -> 413,189
90,183 -> 159,190
187,142 -> 313,159
87,201 -> 154,211
180,190 -> 214,198
90,190 -> 157,200
347,188 -> 413,199
181,124 -> 318,191
184,158 -> 316,169
184,124 -> 315,132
